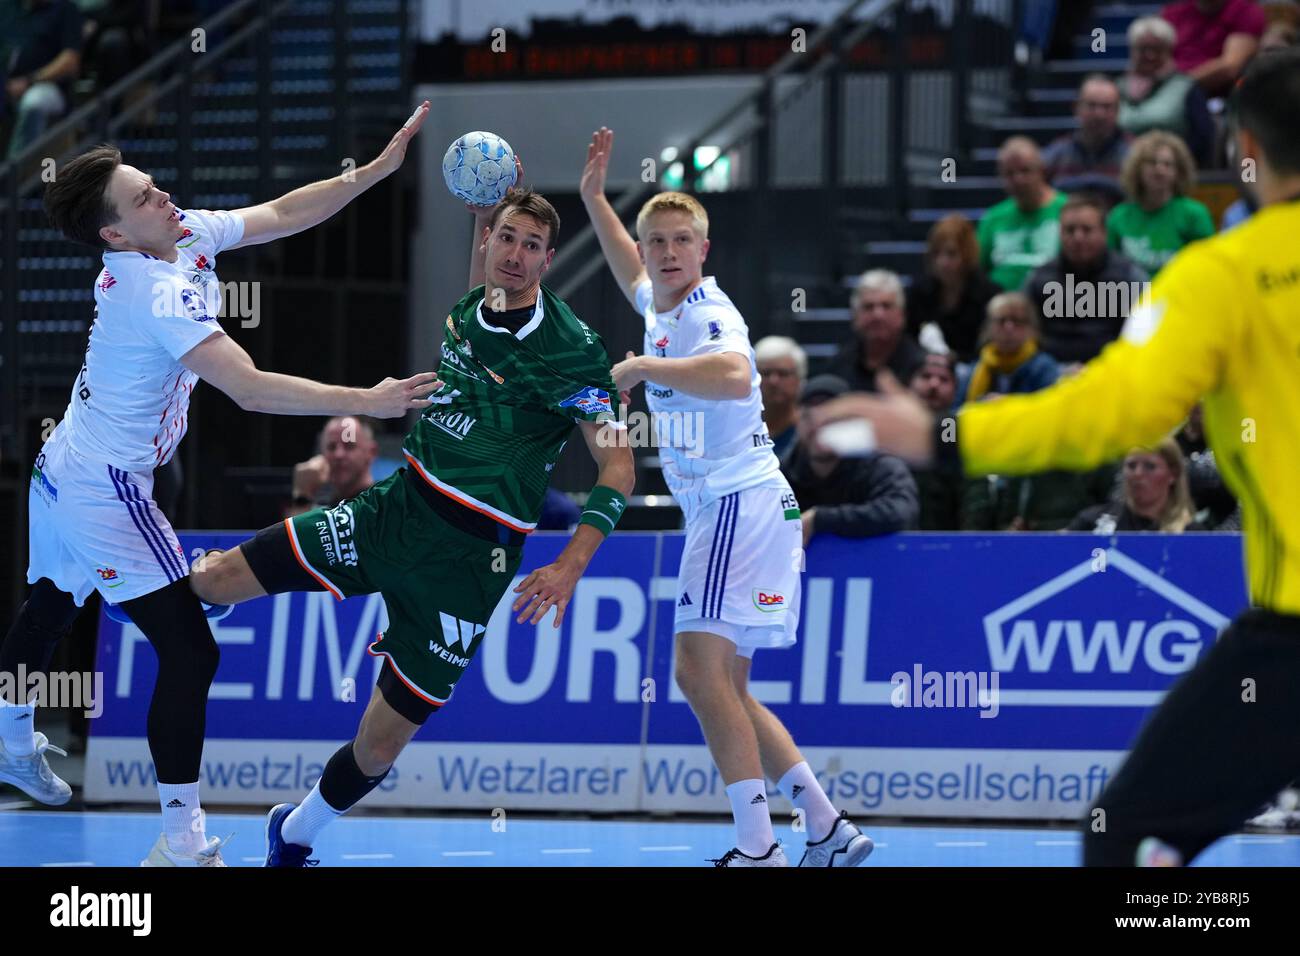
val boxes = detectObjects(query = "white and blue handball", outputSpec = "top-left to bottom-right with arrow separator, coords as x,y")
442,131 -> 517,206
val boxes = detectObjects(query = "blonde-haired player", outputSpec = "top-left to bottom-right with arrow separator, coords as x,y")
580,128 -> 873,866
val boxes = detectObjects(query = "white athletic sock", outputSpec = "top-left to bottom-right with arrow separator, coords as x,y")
725,778 -> 775,857
158,781 -> 205,855
0,699 -> 37,757
281,782 -> 344,848
778,761 -> 839,841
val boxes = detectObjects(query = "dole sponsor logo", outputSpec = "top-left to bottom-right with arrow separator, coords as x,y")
96,567 -> 119,582
753,589 -> 786,611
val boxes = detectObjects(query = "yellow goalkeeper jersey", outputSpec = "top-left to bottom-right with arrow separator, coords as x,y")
957,197 -> 1300,614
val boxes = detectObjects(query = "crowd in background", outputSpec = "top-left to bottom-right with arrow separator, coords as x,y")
766,0 -> 1294,536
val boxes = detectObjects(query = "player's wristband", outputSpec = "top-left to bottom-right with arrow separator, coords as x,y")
578,485 -> 627,537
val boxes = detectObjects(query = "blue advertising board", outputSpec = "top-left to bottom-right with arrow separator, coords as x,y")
85,532 -> 1248,819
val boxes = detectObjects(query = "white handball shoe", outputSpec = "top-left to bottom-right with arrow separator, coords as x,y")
797,812 -> 875,867
0,732 -> 72,805
140,833 -> 231,867
710,843 -> 789,867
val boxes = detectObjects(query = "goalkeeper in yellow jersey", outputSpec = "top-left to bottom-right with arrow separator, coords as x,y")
813,49 -> 1300,867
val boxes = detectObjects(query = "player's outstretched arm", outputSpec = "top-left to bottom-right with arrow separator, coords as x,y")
227,101 -> 430,250
181,331 -> 440,418
511,421 -> 635,628
579,128 -> 647,309
612,349 -> 751,401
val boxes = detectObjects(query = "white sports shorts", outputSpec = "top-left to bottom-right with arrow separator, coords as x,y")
674,478 -> 802,657
27,431 -> 190,606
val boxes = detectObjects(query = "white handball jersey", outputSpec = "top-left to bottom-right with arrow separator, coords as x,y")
635,277 -> 781,518
61,208 -> 244,471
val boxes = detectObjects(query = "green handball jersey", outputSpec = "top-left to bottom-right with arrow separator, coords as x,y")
402,283 -> 622,533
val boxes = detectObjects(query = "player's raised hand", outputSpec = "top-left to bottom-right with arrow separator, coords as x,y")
365,371 -> 441,418
370,100 -> 430,178
810,371 -> 936,465
579,127 -> 614,203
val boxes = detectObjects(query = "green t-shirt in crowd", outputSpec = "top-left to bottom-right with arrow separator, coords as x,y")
1106,196 -> 1215,276
976,192 -> 1068,290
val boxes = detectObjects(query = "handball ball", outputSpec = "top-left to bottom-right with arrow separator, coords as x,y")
442,131 -> 517,206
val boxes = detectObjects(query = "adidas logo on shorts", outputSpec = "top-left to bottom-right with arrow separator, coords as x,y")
678,592 -> 693,607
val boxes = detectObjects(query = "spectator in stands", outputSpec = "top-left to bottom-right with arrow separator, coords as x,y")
754,335 -> 805,459
1119,16 -> 1215,165
977,136 -> 1067,291
1107,130 -> 1215,277
1161,0 -> 1267,97
78,0 -> 150,90
1176,403 -> 1239,528
1067,438 -> 1201,532
958,293 -> 1117,531
1023,194 -> 1149,364
906,214 -> 1000,363
907,352 -> 967,530
1041,74 -> 1133,205
780,374 -> 918,545
1,0 -> 84,160
829,269 -> 926,393
287,416 -> 380,516
958,292 -> 1060,404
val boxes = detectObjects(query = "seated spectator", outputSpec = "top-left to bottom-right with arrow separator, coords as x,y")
958,292 -> 1060,403
1107,130 -> 1215,277
754,335 -> 806,459
1176,404 -> 1239,528
1068,438 -> 1202,532
1041,74 -> 1133,205
79,0 -> 151,90
1161,0 -> 1267,97
287,416 -> 379,516
1023,194 -> 1149,364
1,0 -> 84,160
1119,16 -> 1215,165
956,295 -> 1118,531
907,352 -> 968,530
906,214 -> 1001,363
829,269 -> 926,393
977,136 -> 1067,290
780,374 -> 918,545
